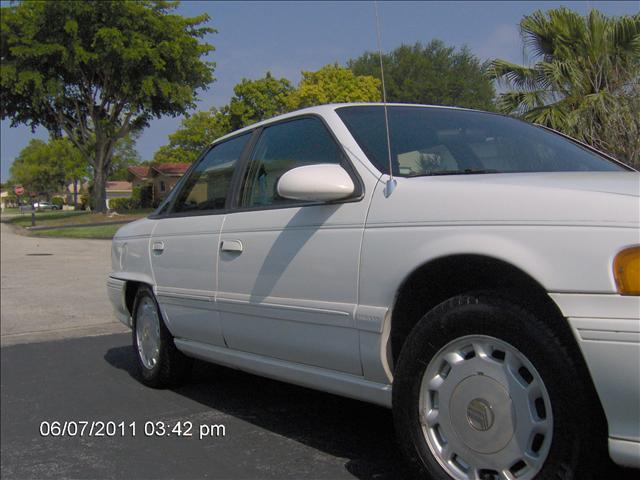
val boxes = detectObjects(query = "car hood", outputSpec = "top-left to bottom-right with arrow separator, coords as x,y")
371,172 -> 640,228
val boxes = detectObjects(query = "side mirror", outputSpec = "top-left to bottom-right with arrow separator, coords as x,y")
277,164 -> 355,202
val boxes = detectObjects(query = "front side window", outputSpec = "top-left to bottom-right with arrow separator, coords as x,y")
240,117 -> 345,208
172,133 -> 250,213
336,105 -> 627,177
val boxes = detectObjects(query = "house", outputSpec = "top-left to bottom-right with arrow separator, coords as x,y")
127,163 -> 190,206
0,189 -> 9,211
66,180 -> 89,207
105,181 -> 132,209
127,166 -> 151,188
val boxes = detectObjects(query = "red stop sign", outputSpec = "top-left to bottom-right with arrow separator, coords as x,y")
14,186 -> 25,196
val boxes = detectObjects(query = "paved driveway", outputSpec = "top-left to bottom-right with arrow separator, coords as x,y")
0,222 -> 127,346
1,334 -> 406,480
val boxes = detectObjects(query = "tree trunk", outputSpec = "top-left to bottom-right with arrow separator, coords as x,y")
93,166 -> 107,213
92,138 -> 115,213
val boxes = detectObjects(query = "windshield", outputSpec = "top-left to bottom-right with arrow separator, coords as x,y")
336,105 -> 626,177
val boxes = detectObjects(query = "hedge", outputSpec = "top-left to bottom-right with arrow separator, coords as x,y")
109,197 -> 134,212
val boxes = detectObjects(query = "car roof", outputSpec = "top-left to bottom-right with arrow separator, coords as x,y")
212,102 -> 481,145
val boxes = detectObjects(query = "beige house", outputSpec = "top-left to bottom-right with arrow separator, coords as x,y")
105,181 -> 132,209
127,163 -> 189,206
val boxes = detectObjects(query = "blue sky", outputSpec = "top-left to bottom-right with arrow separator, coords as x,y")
1,0 -> 638,181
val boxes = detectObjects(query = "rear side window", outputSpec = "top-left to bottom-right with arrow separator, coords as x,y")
172,134 -> 250,213
336,105 -> 626,176
240,117 -> 344,208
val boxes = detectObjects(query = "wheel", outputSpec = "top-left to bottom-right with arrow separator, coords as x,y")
132,285 -> 192,388
393,293 -> 603,480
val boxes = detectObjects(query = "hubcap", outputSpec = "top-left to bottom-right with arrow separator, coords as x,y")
419,335 -> 553,480
135,297 -> 161,370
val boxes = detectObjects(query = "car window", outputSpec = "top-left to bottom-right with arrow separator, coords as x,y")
172,133 -> 250,213
239,117 -> 344,208
336,105 -> 626,176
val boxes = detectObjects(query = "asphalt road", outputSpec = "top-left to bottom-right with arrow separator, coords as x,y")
1,333 -> 407,480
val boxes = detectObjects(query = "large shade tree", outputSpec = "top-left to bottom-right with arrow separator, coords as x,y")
487,8 -> 640,167
108,134 -> 142,181
348,40 -> 496,111
228,72 -> 294,130
1,0 -> 215,211
155,65 -> 380,163
286,64 -> 381,109
154,107 -> 230,164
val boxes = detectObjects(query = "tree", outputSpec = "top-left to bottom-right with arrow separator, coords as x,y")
49,137 -> 87,207
286,64 -> 381,109
228,72 -> 294,130
487,8 -> 640,167
1,1 -> 215,212
154,107 -> 230,164
108,134 -> 142,180
10,140 -> 67,200
348,40 -> 496,111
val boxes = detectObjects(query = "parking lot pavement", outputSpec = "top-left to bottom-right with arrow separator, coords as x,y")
1,333 -> 409,480
0,222 -> 128,346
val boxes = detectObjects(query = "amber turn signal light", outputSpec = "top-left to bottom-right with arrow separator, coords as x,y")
614,246 -> 640,296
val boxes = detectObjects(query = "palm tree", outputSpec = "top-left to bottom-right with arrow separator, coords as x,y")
487,8 -> 640,167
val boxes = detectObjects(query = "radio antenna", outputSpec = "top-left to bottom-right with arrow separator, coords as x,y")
374,0 -> 396,197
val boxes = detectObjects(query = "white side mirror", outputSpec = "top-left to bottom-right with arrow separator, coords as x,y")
277,164 -> 356,202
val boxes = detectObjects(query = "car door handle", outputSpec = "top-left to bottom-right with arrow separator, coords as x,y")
221,239 -> 243,253
151,241 -> 165,253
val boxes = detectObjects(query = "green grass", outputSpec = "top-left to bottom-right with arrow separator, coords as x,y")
29,223 -> 122,239
8,210 -> 151,228
1,208 -> 21,215
7,210 -> 88,227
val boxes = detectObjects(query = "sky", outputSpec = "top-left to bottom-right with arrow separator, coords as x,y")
1,0 -> 639,181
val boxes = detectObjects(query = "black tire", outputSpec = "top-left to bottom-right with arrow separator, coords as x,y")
132,285 -> 192,388
392,293 -> 605,480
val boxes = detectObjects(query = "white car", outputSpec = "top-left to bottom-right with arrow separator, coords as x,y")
33,201 -> 61,210
108,104 -> 639,479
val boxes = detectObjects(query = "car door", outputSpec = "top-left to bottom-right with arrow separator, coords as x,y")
150,133 -> 251,347
218,116 -> 366,375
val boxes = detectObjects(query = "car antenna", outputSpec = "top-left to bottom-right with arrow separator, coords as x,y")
374,0 -> 396,197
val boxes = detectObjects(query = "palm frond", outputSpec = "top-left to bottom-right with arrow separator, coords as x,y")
486,59 -> 547,91
495,90 -> 551,115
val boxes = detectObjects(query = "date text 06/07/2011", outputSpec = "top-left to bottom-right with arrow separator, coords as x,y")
39,420 -> 226,440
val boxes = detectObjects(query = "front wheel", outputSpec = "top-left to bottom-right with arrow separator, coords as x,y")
392,294 -> 603,480
132,285 -> 192,388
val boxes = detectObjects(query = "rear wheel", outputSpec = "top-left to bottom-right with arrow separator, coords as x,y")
393,293 -> 603,480
132,285 -> 192,388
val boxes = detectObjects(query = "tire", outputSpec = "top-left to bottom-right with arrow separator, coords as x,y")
132,285 -> 192,388
392,293 -> 603,480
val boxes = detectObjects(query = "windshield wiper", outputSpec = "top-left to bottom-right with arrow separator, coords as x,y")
407,168 -> 499,177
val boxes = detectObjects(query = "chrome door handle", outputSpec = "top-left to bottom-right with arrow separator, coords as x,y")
152,241 -> 165,253
220,239 -> 243,253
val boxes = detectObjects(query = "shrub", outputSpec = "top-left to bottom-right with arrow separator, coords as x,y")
130,186 -> 142,209
52,197 -> 64,207
79,194 -> 89,210
109,197 -> 133,212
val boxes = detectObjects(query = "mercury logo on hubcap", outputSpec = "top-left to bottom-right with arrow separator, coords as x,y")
466,398 -> 494,431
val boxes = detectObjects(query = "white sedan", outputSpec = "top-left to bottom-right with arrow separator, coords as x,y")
108,104 -> 639,479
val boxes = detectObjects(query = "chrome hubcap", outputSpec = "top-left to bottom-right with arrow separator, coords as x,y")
419,335 -> 553,480
135,297 -> 161,370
